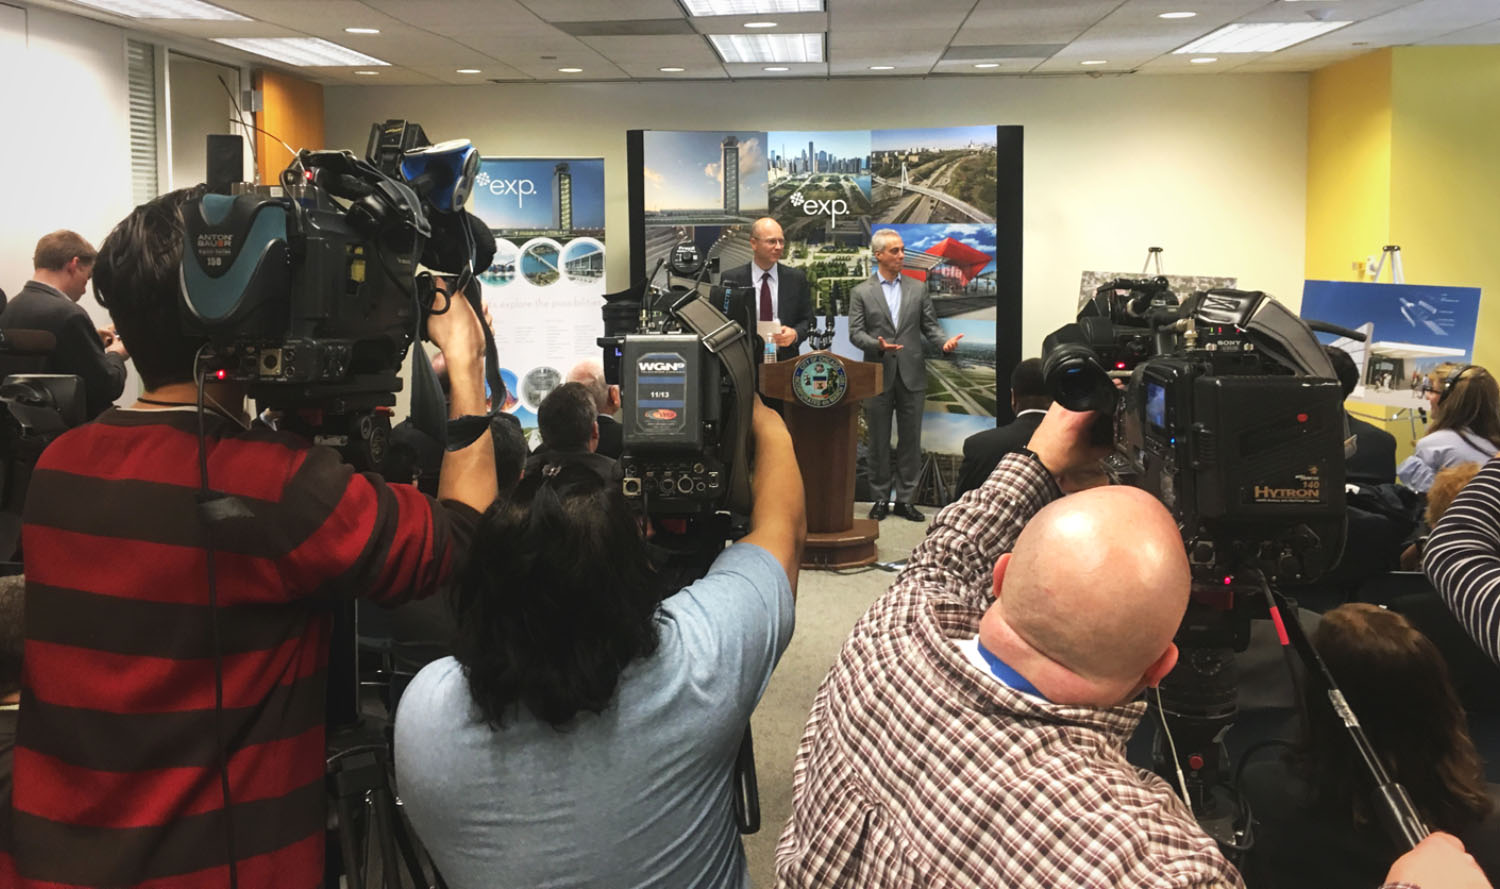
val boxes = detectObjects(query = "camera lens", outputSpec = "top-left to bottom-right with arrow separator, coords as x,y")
1042,343 -> 1115,413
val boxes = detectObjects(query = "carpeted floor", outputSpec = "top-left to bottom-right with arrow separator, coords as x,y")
742,503 -> 932,886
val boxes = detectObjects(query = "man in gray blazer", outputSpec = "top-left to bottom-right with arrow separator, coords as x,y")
849,228 -> 963,521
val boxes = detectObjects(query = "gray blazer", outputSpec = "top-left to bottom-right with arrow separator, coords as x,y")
848,273 -> 946,391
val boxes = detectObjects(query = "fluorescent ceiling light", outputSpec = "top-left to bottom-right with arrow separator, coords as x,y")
1174,20 -> 1351,53
763,66 -> 789,71
1080,59 -> 1106,65
1189,56 -> 1217,64
344,27 -> 380,34
682,0 -> 821,15
558,67 -> 584,72
659,66 -> 685,72
212,37 -> 390,66
868,65 -> 893,70
709,32 -> 822,63
973,62 -> 999,68
67,0 -> 247,19
744,21 -> 778,28
1158,11 -> 1196,18
353,70 -> 379,76
456,68 -> 481,73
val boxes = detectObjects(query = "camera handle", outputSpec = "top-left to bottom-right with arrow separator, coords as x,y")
1256,577 -> 1429,851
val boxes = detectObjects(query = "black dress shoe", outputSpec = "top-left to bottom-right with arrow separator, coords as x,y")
893,502 -> 924,522
868,501 -> 889,520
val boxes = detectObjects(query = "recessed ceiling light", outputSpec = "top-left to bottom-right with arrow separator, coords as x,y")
1158,11 -> 1197,19
456,68 -> 481,74
659,66 -> 686,72
67,0 -> 247,19
354,70 -> 379,76
682,0 -> 821,14
212,37 -> 390,67
1080,59 -> 1107,65
868,65 -> 894,70
709,33 -> 823,63
344,27 -> 380,34
1189,56 -> 1217,64
558,67 -> 584,73
1174,20 -> 1352,53
764,65 -> 790,71
744,21 -> 778,28
973,62 -> 1000,68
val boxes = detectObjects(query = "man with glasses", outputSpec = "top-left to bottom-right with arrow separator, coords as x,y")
721,217 -> 812,362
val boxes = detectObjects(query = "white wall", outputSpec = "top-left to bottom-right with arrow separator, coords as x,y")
325,74 -> 1309,357
166,53 -> 241,192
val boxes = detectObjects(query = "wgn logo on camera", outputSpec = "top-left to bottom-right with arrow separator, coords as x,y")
634,353 -> 688,433
788,189 -> 848,228
474,171 -> 537,208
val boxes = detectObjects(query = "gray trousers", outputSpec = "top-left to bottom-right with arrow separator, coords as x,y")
867,380 -> 923,503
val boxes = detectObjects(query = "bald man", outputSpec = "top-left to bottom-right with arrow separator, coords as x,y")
566,358 -> 622,459
775,403 -> 1234,886
720,217 -> 812,361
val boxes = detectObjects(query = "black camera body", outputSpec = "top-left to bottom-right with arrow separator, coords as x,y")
599,245 -> 756,518
1046,286 -> 1347,587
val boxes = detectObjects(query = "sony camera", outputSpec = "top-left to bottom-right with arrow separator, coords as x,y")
1044,281 -> 1348,590
598,243 -> 758,517
177,120 -> 483,469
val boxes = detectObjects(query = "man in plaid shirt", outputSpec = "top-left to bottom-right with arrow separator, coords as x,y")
776,404 -> 1488,888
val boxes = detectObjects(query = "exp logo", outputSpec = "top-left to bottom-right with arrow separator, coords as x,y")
474,171 -> 537,208
788,190 -> 848,227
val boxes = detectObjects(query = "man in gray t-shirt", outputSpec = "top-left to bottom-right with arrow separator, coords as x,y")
394,401 -> 805,889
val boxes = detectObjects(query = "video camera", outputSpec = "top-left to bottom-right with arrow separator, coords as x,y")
177,120 -> 486,470
599,243 -> 758,519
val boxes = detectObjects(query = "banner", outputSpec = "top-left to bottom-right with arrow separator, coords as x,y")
468,157 -> 606,430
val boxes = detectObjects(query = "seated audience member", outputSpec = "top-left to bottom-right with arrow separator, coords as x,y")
526,381 -> 614,478
0,573 -> 20,801
1399,364 -> 1500,493
1326,345 -> 1398,485
775,403 -> 1486,889
1425,453 -> 1500,665
0,230 -> 127,418
395,400 -> 804,888
1400,461 -> 1483,570
1,187 -> 496,889
954,357 -> 1051,497
566,358 -> 623,458
1241,603 -> 1500,889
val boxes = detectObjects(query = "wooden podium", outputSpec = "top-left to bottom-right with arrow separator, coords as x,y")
760,351 -> 883,570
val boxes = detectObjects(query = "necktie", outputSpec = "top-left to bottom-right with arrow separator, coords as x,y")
759,271 -> 773,322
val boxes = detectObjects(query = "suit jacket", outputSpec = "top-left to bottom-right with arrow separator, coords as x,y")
0,281 -> 126,419
596,413 -> 623,459
955,411 -> 1046,498
848,272 -> 946,391
721,261 -> 812,361
1345,412 -> 1397,486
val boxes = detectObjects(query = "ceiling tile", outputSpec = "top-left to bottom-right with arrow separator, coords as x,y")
688,11 -> 829,33
828,0 -> 974,31
1419,16 -> 1500,43
518,0 -> 687,21
578,33 -> 722,63
722,61 -> 829,77
615,60 -> 732,78
956,0 -> 1117,44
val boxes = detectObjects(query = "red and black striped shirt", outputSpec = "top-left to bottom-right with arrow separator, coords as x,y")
0,407 -> 478,888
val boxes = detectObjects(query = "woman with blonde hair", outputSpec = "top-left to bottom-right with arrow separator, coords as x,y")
1398,363 -> 1500,493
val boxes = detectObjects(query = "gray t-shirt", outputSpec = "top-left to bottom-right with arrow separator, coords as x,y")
393,542 -> 794,889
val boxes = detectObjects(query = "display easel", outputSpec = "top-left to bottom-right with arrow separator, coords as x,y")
1353,245 -> 1431,444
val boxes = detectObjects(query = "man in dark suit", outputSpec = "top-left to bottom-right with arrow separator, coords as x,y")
1324,345 -> 1397,485
849,229 -> 963,522
1,230 -> 127,419
955,358 -> 1051,498
566,358 -> 622,459
719,217 -> 812,361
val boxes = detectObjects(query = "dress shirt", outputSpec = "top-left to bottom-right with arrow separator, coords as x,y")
879,272 -> 902,324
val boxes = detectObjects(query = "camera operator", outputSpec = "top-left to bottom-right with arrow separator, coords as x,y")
775,403 -> 1489,889
394,399 -> 804,889
2,186 -> 496,889
1424,452 -> 1500,666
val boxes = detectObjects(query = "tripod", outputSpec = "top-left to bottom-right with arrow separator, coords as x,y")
328,740 -> 446,889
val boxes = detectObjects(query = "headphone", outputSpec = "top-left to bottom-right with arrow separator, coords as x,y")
1439,365 -> 1478,405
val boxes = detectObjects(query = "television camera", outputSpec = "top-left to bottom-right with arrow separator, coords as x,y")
177,120 -> 491,472
1042,279 -> 1428,857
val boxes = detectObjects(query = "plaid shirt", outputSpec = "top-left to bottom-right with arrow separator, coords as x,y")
774,453 -> 1245,888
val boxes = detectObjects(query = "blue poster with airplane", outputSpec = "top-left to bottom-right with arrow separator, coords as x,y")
1300,280 -> 1481,410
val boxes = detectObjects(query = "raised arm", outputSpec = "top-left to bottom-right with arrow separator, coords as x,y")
430,286 -> 498,515
1423,453 -> 1500,664
740,399 -> 807,597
